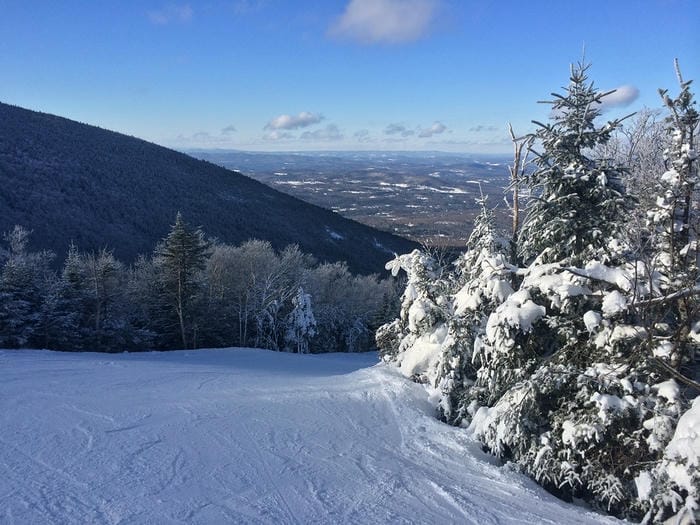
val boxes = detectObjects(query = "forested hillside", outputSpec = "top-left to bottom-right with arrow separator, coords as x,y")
0,102 -> 417,275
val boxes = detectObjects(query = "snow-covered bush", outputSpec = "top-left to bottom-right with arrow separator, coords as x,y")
377,249 -> 449,383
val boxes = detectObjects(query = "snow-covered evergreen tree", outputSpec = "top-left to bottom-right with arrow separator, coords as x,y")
645,65 -> 699,371
44,243 -> 90,349
438,197 -> 514,424
0,226 -> 54,348
379,62 -> 699,522
376,249 -> 449,383
519,61 -> 631,265
153,213 -> 209,349
641,395 -> 700,524
635,64 -> 700,524
82,249 -> 131,351
285,287 -> 316,354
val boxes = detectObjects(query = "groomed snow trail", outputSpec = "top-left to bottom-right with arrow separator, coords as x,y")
0,349 -> 619,524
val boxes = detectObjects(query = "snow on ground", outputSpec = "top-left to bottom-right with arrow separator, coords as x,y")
0,348 -> 620,524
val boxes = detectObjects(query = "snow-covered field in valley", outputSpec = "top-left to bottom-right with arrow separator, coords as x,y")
0,348 -> 620,524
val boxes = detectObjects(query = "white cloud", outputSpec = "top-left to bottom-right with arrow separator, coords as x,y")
221,125 -> 237,134
300,124 -> 343,141
265,111 -> 324,130
263,130 -> 294,141
329,0 -> 438,44
384,123 -> 414,137
147,4 -> 193,25
600,85 -> 640,112
418,121 -> 447,137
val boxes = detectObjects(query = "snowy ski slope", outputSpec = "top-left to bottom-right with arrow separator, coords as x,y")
0,348 -> 620,524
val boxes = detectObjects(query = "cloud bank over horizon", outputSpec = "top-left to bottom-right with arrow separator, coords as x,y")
418,121 -> 447,138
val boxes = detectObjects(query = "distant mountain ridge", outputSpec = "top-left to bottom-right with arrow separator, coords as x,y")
0,102 -> 418,274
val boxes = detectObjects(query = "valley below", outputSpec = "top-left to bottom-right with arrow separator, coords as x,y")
193,150 -> 512,247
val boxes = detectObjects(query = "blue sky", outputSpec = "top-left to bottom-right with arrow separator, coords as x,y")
1,0 -> 698,153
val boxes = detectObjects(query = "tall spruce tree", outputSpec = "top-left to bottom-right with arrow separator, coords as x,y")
639,68 -> 700,524
519,61 -> 631,265
644,64 -> 699,372
154,213 -> 209,349
83,249 -> 131,351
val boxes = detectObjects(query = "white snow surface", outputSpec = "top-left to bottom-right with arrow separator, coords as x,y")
665,396 -> 700,472
397,323 -> 447,381
583,310 -> 603,332
0,348 -> 621,525
601,290 -> 628,317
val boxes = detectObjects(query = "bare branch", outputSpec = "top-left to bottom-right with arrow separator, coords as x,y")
674,57 -> 684,85
651,357 -> 700,392
632,285 -> 700,308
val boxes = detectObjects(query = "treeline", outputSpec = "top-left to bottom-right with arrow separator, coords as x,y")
0,214 -> 398,353
378,62 -> 699,522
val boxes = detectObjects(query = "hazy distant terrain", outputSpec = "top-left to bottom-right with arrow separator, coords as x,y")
193,150 -> 512,246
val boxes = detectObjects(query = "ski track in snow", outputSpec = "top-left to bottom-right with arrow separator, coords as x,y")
0,348 -> 620,524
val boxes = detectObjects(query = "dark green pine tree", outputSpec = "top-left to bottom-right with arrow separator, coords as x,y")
519,61 -> 631,265
154,213 -> 209,349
